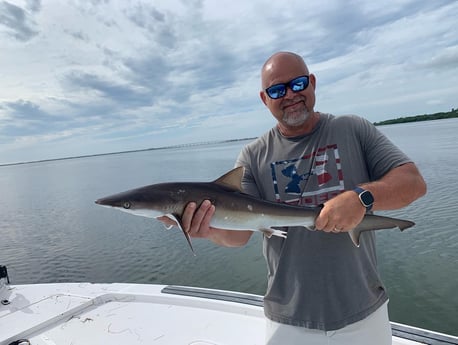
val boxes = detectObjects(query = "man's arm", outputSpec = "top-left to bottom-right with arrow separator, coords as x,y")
315,162 -> 427,232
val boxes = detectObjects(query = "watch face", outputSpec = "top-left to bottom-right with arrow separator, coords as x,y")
360,190 -> 374,206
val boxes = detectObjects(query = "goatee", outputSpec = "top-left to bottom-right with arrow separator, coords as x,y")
283,108 -> 311,127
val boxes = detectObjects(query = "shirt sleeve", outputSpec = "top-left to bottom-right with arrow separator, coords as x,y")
356,116 -> 412,181
235,146 -> 262,198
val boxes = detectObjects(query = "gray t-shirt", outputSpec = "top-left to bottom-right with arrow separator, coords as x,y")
236,113 -> 411,331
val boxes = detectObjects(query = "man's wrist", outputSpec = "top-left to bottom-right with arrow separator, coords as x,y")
353,187 -> 374,211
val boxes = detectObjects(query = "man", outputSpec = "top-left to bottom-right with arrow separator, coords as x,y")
166,52 -> 426,344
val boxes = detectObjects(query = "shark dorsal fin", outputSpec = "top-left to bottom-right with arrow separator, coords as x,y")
213,167 -> 244,191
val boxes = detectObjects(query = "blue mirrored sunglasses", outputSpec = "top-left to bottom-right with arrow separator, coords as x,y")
265,75 -> 310,100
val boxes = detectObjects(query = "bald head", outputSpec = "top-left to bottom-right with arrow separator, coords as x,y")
261,52 -> 310,89
258,51 -> 318,136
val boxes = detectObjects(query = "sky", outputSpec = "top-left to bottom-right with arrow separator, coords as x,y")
1,0 -> 457,165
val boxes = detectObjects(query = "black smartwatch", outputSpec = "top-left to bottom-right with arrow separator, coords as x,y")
353,187 -> 374,211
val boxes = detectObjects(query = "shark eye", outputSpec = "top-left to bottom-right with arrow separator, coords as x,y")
123,202 -> 131,209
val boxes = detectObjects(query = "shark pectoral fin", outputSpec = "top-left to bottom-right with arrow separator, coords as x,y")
181,229 -> 196,256
155,215 -> 176,230
165,214 -> 196,256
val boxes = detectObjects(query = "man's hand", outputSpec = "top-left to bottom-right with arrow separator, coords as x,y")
156,200 -> 215,238
157,200 -> 252,247
315,163 -> 426,233
181,200 -> 216,238
314,191 -> 366,233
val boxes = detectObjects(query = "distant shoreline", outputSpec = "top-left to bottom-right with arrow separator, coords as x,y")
373,109 -> 457,126
0,137 -> 256,168
2,110 -> 457,167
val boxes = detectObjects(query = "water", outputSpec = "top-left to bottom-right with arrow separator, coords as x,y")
1,119 -> 457,336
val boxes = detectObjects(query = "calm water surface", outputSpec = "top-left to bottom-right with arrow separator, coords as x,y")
1,119 -> 457,336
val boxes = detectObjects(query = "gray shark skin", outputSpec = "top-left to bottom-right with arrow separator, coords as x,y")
95,167 -> 415,254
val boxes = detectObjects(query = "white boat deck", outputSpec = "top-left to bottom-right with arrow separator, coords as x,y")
0,278 -> 456,345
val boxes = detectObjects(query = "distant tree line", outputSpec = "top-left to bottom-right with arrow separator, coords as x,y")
374,108 -> 458,126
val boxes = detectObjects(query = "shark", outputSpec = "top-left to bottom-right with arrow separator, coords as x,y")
95,167 -> 415,254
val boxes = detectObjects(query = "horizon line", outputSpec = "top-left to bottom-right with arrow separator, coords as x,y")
0,137 -> 257,168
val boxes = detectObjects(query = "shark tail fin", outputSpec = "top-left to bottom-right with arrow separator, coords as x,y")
348,214 -> 415,247
163,214 -> 196,256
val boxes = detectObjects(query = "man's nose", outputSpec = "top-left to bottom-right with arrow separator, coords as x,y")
284,86 -> 296,99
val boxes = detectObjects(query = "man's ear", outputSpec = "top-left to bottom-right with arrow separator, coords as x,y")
310,73 -> 316,89
260,90 -> 268,106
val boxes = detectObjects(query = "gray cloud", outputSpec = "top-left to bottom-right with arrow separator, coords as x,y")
0,99 -> 65,137
122,54 -> 170,90
279,0 -> 454,66
0,1 -> 39,41
65,29 -> 90,42
126,4 -> 165,28
64,71 -> 153,107
25,0 -> 41,13
4,99 -> 53,120
125,4 -> 177,49
0,97 -> 127,142
420,48 -> 458,71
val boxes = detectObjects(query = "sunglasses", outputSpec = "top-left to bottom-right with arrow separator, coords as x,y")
265,75 -> 310,100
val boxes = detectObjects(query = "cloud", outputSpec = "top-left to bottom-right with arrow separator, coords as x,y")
25,0 -> 41,13
0,0 -> 39,41
125,3 -> 177,49
0,99 -> 68,137
64,70 -> 153,107
0,0 -> 457,164
64,29 -> 90,42
420,46 -> 458,71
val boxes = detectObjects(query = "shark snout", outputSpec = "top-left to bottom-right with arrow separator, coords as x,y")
94,198 -> 105,205
95,197 -> 116,206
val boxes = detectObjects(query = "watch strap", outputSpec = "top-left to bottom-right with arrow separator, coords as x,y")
353,187 -> 374,211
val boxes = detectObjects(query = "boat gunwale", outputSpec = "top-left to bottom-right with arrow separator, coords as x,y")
162,285 -> 458,345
